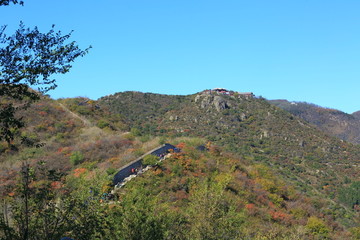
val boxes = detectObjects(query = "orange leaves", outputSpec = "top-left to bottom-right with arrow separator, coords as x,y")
50,181 -> 63,189
245,203 -> 258,216
73,168 -> 87,177
269,210 -> 292,223
176,142 -> 186,149
245,203 -> 255,210
57,146 -> 73,157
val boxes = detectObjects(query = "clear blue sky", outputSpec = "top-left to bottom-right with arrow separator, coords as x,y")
1,1 -> 360,113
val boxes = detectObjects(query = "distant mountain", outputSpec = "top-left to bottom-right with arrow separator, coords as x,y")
269,100 -> 360,144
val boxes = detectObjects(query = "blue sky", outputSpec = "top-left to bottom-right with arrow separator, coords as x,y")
1,1 -> 360,113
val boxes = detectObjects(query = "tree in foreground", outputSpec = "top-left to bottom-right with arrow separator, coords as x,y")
0,161 -> 106,240
0,0 -> 23,6
0,4 -> 90,149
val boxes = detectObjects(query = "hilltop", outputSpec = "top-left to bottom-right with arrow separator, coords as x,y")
99,89 -> 360,186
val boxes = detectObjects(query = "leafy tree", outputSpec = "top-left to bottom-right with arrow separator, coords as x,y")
0,162 -> 106,240
0,3 -> 90,149
187,177 -> 245,239
111,184 -> 165,240
0,162 -> 66,239
0,0 -> 23,6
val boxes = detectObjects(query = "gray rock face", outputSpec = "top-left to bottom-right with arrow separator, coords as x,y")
213,96 -> 229,112
200,95 -> 212,109
195,93 -> 230,112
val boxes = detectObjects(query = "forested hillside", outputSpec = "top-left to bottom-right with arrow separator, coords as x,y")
2,91 -> 360,239
100,90 -> 360,197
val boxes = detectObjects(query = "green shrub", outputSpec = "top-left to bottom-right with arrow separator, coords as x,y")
106,167 -> 117,175
158,136 -> 167,145
70,151 -> 84,165
350,227 -> 360,239
134,149 -> 144,157
306,216 -> 330,238
130,127 -> 141,136
139,135 -> 150,143
123,133 -> 135,141
96,119 -> 110,129
142,154 -> 159,166
0,142 -> 7,153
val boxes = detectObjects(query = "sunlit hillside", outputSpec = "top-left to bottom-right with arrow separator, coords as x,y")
2,91 -> 360,239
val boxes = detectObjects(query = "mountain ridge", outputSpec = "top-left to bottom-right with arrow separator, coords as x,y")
269,99 -> 360,144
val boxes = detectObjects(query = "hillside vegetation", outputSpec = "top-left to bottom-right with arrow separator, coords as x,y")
270,99 -> 360,144
100,91 -> 360,198
2,91 -> 360,239
0,96 -> 136,196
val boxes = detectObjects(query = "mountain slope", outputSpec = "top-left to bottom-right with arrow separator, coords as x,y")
99,90 -> 360,211
0,96 -> 135,195
269,99 -> 360,144
2,91 -> 360,238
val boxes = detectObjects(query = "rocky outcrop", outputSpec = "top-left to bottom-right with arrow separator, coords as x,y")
195,93 -> 230,112
213,96 -> 229,111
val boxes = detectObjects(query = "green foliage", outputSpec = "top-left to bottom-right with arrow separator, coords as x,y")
158,136 -> 167,145
98,90 -> 360,215
339,181 -> 360,209
0,20 -> 89,149
350,227 -> 360,240
142,154 -> 159,166
58,97 -> 126,132
117,187 -> 165,240
0,0 -> 23,6
70,151 -> 84,165
130,127 -> 141,136
134,149 -> 144,157
96,119 -> 110,129
187,178 -> 246,239
106,167 -> 116,176
0,162 -> 105,240
1,137 -> 355,239
139,134 -> 151,143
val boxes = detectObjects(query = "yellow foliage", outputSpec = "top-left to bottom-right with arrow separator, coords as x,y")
306,216 -> 330,237
214,173 -> 233,187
